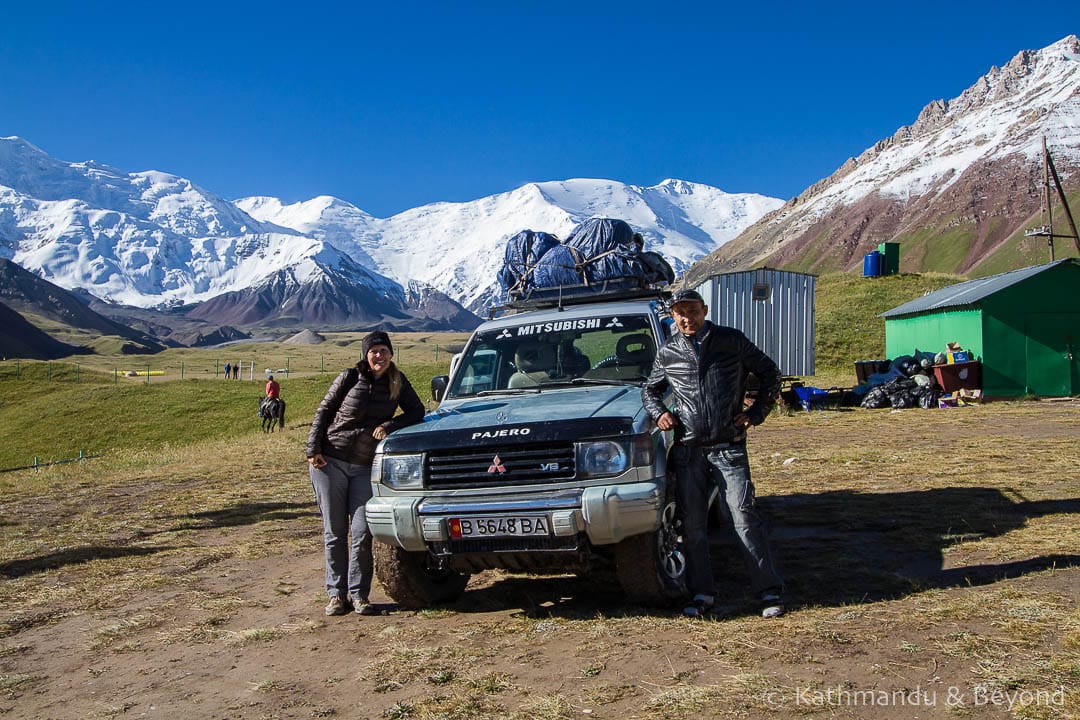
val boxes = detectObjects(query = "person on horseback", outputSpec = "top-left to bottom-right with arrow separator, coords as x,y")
259,375 -> 285,431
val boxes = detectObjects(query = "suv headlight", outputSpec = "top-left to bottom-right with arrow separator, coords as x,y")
373,453 -> 424,490
576,440 -> 628,478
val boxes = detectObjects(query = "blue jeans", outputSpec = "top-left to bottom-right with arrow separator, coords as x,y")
310,456 -> 374,601
671,443 -> 783,597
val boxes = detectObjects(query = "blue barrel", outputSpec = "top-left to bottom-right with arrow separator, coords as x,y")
863,250 -> 883,277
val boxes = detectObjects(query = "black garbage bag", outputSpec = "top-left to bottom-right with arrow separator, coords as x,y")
889,389 -> 918,409
913,384 -> 939,409
860,385 -> 891,409
640,250 -> 675,285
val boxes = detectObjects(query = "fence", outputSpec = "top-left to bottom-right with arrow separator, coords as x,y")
0,342 -> 457,384
0,451 -> 101,474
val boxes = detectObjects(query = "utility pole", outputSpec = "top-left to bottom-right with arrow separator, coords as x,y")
1025,137 -> 1080,259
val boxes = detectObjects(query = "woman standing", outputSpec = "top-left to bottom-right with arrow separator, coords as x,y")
306,331 -> 425,616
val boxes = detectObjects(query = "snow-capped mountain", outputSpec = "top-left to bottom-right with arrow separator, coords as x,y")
687,35 -> 1080,283
237,178 -> 781,312
1,134 -> 780,321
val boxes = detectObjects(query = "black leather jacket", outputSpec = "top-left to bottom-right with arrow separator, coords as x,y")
306,363 -> 425,465
642,321 -> 780,446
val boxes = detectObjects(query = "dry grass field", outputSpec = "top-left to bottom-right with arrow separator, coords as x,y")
1,399 -> 1078,719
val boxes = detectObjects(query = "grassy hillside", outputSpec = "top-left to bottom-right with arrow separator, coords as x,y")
813,271 -> 962,379
0,356 -> 452,469
0,273 -> 973,467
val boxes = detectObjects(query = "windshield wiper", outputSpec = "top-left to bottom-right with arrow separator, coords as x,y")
474,387 -> 541,397
540,377 -> 642,388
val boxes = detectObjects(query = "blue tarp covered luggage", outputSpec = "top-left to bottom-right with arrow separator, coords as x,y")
495,218 -> 674,305
562,218 -> 644,285
496,230 -> 560,296
528,218 -> 647,295
531,244 -> 583,288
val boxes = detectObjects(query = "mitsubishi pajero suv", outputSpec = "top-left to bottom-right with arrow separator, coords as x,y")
367,288 -> 687,608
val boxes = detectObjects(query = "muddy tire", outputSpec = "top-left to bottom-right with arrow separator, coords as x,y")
614,482 -> 687,605
372,542 -> 469,610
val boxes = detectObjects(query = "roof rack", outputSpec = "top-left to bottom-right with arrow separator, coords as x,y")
489,280 -> 672,318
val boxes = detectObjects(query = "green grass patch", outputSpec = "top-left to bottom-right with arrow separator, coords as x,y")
812,272 -> 959,377
0,355 -> 454,469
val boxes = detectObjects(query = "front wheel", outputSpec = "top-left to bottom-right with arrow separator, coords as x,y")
372,542 -> 470,610
614,482 -> 687,605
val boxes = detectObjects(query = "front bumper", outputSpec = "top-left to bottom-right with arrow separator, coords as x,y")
366,480 -> 665,553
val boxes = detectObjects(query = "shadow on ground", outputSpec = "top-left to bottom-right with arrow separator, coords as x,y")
437,487 -> 1080,618
2,501 -> 315,578
0,545 -> 175,578
153,501 -> 316,532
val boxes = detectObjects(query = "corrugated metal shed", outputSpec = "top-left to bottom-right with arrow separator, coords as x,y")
879,259 -> 1080,396
694,268 -> 816,376
880,260 -> 1069,318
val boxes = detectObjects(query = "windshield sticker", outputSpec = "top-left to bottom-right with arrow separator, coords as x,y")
514,318 -> 602,335
605,317 -> 624,328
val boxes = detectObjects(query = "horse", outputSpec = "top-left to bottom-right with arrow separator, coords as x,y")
259,397 -> 286,433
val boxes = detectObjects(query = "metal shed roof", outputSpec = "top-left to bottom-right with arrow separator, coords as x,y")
879,259 -> 1078,318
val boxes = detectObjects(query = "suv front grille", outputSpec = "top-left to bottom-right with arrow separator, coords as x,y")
427,443 -> 575,488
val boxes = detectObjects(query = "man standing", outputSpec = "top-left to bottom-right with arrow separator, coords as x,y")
642,289 -> 785,619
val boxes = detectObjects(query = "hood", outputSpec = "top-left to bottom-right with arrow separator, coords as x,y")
381,384 -> 648,453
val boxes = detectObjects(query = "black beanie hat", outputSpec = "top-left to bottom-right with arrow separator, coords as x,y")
362,331 -> 393,358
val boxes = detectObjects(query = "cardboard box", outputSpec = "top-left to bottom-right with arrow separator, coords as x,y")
947,350 -> 970,364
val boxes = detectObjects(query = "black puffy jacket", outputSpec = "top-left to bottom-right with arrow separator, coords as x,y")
306,363 -> 425,465
642,322 -> 780,446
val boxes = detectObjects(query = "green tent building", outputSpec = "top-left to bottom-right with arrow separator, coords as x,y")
880,259 -> 1080,397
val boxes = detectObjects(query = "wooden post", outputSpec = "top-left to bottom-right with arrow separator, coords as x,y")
1046,142 -> 1080,254
1044,137 -> 1054,261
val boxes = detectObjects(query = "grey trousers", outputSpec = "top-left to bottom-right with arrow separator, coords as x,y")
310,455 -> 374,601
671,443 -> 783,598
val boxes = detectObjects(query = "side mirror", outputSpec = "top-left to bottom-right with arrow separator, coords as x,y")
431,375 -> 449,403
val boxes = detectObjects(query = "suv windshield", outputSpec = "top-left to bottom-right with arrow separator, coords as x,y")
448,314 -> 659,398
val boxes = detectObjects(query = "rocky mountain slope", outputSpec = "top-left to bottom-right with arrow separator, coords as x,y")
685,35 -> 1080,285
0,259 -> 164,353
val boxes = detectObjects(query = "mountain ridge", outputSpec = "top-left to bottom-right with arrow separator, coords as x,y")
685,34 -> 1080,285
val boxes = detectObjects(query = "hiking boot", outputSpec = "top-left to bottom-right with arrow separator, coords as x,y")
324,596 -> 350,616
353,597 -> 378,616
760,591 -> 785,619
682,595 -> 715,619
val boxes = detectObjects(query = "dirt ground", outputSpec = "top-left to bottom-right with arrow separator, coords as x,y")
2,401 -> 1078,719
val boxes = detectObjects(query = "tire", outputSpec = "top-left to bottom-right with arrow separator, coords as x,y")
614,481 -> 687,605
372,542 -> 470,610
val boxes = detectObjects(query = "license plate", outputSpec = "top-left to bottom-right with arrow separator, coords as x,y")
448,514 -> 550,539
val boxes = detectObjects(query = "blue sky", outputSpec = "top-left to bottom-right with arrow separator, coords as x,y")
1,1 -> 1077,217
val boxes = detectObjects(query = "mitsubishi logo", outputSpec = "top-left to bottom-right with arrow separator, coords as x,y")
605,317 -> 624,328
487,454 -> 507,474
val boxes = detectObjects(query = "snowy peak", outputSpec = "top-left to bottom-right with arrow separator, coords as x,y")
1,142 -> 781,319
248,177 -> 782,312
689,35 -> 1080,281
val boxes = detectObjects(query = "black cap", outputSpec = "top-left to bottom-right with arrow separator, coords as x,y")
362,331 -> 394,357
670,289 -> 705,305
